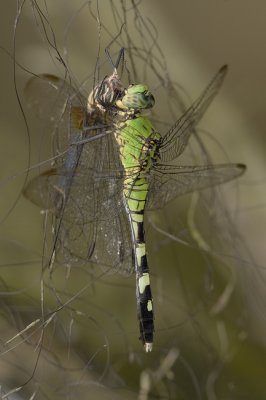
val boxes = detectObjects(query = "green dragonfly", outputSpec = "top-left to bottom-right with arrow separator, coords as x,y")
24,49 -> 245,351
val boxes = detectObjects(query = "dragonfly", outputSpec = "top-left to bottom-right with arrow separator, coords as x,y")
24,49 -> 245,352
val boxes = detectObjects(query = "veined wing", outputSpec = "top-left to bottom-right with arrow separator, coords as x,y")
25,74 -> 133,274
158,65 -> 228,162
24,166 -> 126,223
24,153 -> 133,275
25,74 -> 95,255
25,74 -> 91,161
25,73 -> 122,174
25,74 -> 86,123
146,163 -> 246,210
53,198 -> 134,276
25,165 -> 133,274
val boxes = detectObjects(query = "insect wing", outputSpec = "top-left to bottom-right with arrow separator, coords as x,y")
146,163 -> 246,210
24,167 -> 126,220
25,74 -> 85,121
24,165 -> 133,275
58,204 -> 134,276
24,168 -> 61,211
25,74 -> 90,155
159,65 -> 228,162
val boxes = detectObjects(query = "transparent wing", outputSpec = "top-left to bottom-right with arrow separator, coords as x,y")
53,198 -> 134,276
24,166 -> 133,275
25,73 -> 86,121
25,74 -> 133,274
25,73 -> 91,160
24,166 -> 126,223
158,65 -> 228,162
146,163 -> 246,210
24,165 -> 134,277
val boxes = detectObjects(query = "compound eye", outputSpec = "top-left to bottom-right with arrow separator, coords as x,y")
127,84 -> 148,95
143,92 -> 155,108
120,89 -> 155,110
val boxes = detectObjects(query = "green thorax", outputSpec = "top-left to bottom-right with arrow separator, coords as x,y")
113,83 -> 161,212
114,83 -> 161,175
115,116 -> 161,173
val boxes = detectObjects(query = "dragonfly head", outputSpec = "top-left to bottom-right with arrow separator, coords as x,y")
116,84 -> 155,111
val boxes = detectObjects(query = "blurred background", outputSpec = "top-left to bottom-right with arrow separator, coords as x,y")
0,1 -> 265,399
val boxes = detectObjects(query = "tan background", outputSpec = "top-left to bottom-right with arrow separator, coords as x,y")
0,1 -> 265,399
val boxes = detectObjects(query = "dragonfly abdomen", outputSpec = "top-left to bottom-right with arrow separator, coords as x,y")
117,128 -> 157,350
128,205 -> 154,352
